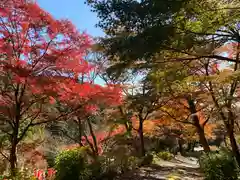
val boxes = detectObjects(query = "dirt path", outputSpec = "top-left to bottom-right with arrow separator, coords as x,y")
117,155 -> 203,180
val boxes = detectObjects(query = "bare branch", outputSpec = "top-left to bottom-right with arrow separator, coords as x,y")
160,108 -> 194,125
0,150 -> 9,161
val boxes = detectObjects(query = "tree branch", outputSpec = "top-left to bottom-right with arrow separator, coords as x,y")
0,150 -> 9,161
160,109 -> 193,125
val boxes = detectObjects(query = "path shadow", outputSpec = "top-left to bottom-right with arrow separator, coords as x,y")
116,163 -> 203,180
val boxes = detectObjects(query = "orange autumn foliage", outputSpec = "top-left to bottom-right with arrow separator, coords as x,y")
136,98 -> 217,140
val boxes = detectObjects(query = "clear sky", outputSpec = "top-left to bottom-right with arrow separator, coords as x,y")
37,0 -> 106,85
37,0 -> 104,37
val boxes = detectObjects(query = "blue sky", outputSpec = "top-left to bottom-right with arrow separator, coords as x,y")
37,0 -> 104,37
38,0 -> 106,85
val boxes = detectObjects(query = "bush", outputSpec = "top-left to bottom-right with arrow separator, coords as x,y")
95,156 -> 118,180
156,151 -> 173,161
84,155 -> 141,180
140,153 -> 153,166
0,168 -> 36,180
199,149 -> 239,180
100,155 -> 140,174
127,156 -> 141,169
45,150 -> 57,168
54,145 -> 141,180
54,146 -> 91,180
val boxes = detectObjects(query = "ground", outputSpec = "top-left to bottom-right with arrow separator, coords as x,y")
118,155 -> 203,180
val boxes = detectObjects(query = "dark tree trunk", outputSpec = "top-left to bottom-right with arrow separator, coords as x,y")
77,118 -> 83,147
187,141 -> 196,152
10,116 -> 20,176
224,135 -> 228,148
86,117 -> 99,156
178,138 -> 184,155
10,137 -> 18,177
191,141 -> 196,152
197,126 -> 210,152
229,130 -> 240,163
226,121 -> 240,165
10,87 -> 22,177
229,132 -> 240,165
125,121 -> 133,136
138,118 -> 145,156
186,142 -> 191,152
119,107 -> 132,136
187,97 -> 210,152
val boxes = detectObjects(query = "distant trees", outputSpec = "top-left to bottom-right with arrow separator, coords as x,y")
87,0 -> 240,164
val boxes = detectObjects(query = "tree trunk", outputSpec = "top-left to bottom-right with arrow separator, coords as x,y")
187,141 -> 196,152
10,138 -> 17,177
83,133 -> 98,159
10,118 -> 19,177
77,118 -> 83,147
187,97 -> 210,152
119,107 -> 132,136
223,135 -> 229,148
11,87 -> 21,177
186,142 -> 191,152
226,123 -> 240,165
125,121 -> 133,136
138,118 -> 145,156
191,141 -> 196,152
225,110 -> 240,165
178,138 -> 184,155
229,131 -> 240,163
197,125 -> 211,152
86,117 -> 99,156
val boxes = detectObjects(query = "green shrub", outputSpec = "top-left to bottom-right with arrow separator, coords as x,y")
199,149 -> 239,180
157,151 -> 173,161
95,156 -> 118,179
99,154 -> 141,175
140,153 -> 153,166
54,147 -> 90,180
54,145 -> 141,180
127,156 -> 141,169
0,168 -> 36,180
45,150 -> 57,168
82,155 -> 140,180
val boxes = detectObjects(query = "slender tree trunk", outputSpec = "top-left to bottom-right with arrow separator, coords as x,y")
186,142 -> 191,152
224,135 -> 229,148
10,116 -> 20,176
226,121 -> 240,165
124,121 -> 133,136
10,136 -> 18,176
225,110 -> 240,165
227,39 -> 240,164
196,125 -> 210,152
138,117 -> 145,156
10,86 -> 22,176
77,118 -> 83,147
191,141 -> 196,152
83,133 -> 97,158
86,117 -> 99,156
178,138 -> 184,155
187,97 -> 210,152
119,107 -> 132,136
228,129 -> 240,164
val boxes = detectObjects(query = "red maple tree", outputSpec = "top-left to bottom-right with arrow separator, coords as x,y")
0,0 -> 121,175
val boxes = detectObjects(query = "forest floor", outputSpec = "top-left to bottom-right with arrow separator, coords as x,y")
118,155 -> 203,180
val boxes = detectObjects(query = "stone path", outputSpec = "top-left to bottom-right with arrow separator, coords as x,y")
117,155 -> 203,180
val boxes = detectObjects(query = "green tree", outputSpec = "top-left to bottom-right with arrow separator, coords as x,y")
88,0 -> 240,164
87,0 -> 239,67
